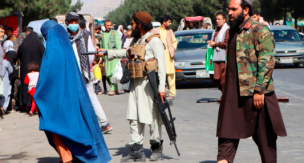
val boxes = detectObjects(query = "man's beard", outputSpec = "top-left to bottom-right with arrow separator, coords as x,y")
131,26 -> 141,40
229,11 -> 245,30
165,24 -> 171,29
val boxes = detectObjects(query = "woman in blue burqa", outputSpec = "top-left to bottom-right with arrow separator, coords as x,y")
34,20 -> 111,163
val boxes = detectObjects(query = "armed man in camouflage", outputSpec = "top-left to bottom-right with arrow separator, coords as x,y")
216,0 -> 287,163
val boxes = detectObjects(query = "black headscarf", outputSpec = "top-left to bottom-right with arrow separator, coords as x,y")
17,32 -> 45,107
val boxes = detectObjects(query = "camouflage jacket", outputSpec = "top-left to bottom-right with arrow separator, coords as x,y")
227,18 -> 275,96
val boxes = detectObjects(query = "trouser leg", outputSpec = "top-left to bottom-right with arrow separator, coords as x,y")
210,75 -> 221,90
219,63 -> 226,93
167,73 -> 176,97
129,120 -> 145,145
3,96 -> 10,112
108,76 -> 118,91
217,138 -> 240,163
28,88 -> 37,113
86,81 -> 109,127
93,83 -> 98,94
97,81 -> 103,92
102,76 -> 107,92
252,104 -> 278,163
149,117 -> 162,143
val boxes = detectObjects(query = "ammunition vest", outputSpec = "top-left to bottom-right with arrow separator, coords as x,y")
127,34 -> 160,78
100,30 -> 117,49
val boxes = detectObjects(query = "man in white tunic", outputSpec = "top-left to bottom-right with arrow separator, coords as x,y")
65,12 -> 113,134
101,12 -> 166,162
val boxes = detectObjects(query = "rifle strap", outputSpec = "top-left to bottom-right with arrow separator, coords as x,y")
144,34 -> 166,49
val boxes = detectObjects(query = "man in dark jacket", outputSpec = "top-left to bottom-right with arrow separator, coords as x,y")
216,0 -> 287,163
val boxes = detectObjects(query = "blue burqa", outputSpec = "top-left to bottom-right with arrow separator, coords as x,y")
34,20 -> 111,163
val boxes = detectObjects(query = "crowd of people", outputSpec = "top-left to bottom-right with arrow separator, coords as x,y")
0,0 -> 288,162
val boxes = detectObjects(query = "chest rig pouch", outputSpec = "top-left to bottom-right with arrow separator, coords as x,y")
128,34 -> 160,78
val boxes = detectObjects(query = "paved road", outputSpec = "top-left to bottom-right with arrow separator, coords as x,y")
0,65 -> 303,163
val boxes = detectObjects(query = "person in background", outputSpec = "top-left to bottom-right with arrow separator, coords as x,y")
153,15 -> 178,100
207,12 -> 230,95
65,12 -> 113,133
121,29 -> 134,49
3,40 -> 18,67
24,62 -> 39,116
120,29 -> 134,93
0,55 -> 13,116
3,40 -> 18,113
183,21 -> 191,30
25,27 -> 33,34
95,25 -> 103,48
99,58 -> 110,94
117,25 -> 124,40
17,30 -> 44,111
92,59 -> 103,95
0,44 -> 3,119
202,23 -> 212,29
100,20 -> 121,96
0,25 -> 5,45
251,10 -> 270,28
14,32 -> 28,52
11,30 -> 28,111
5,27 -> 16,43
49,17 -> 58,23
79,14 -> 90,35
275,22 -> 280,26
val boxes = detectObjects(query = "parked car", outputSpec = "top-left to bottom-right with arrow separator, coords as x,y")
174,29 -> 214,82
270,25 -> 304,66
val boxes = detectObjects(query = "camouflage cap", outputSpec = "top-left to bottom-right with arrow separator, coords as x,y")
245,0 -> 254,6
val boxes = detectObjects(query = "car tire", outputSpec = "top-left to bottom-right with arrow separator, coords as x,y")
294,63 -> 302,67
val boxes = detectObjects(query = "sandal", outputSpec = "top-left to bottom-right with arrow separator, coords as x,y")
166,96 -> 175,100
107,91 -> 116,96
28,112 -> 34,117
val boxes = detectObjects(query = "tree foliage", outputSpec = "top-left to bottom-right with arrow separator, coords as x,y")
105,0 -> 245,30
0,0 -> 83,25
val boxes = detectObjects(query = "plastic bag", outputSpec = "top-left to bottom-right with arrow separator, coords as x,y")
111,60 -> 123,84
205,45 -> 214,75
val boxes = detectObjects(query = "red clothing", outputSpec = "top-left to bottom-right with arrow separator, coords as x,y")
28,87 -> 37,113
24,75 -> 29,85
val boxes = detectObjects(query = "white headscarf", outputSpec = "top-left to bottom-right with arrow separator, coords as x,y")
117,25 -> 124,39
3,40 -> 15,53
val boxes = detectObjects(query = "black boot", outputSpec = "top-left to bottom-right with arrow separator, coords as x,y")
120,143 -> 146,162
149,140 -> 163,161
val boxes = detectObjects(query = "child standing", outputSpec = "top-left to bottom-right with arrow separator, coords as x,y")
24,62 -> 39,116
92,60 -> 103,95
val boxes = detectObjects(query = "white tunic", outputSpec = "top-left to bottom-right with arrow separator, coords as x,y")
108,32 -> 166,124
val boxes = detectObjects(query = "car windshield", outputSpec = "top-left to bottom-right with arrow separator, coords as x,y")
271,30 -> 302,42
175,33 -> 212,50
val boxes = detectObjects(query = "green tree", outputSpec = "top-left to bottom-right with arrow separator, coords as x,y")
0,0 -> 83,25
290,0 -> 304,28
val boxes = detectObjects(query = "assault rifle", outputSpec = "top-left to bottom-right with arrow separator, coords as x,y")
81,51 -> 107,55
146,70 -> 180,156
